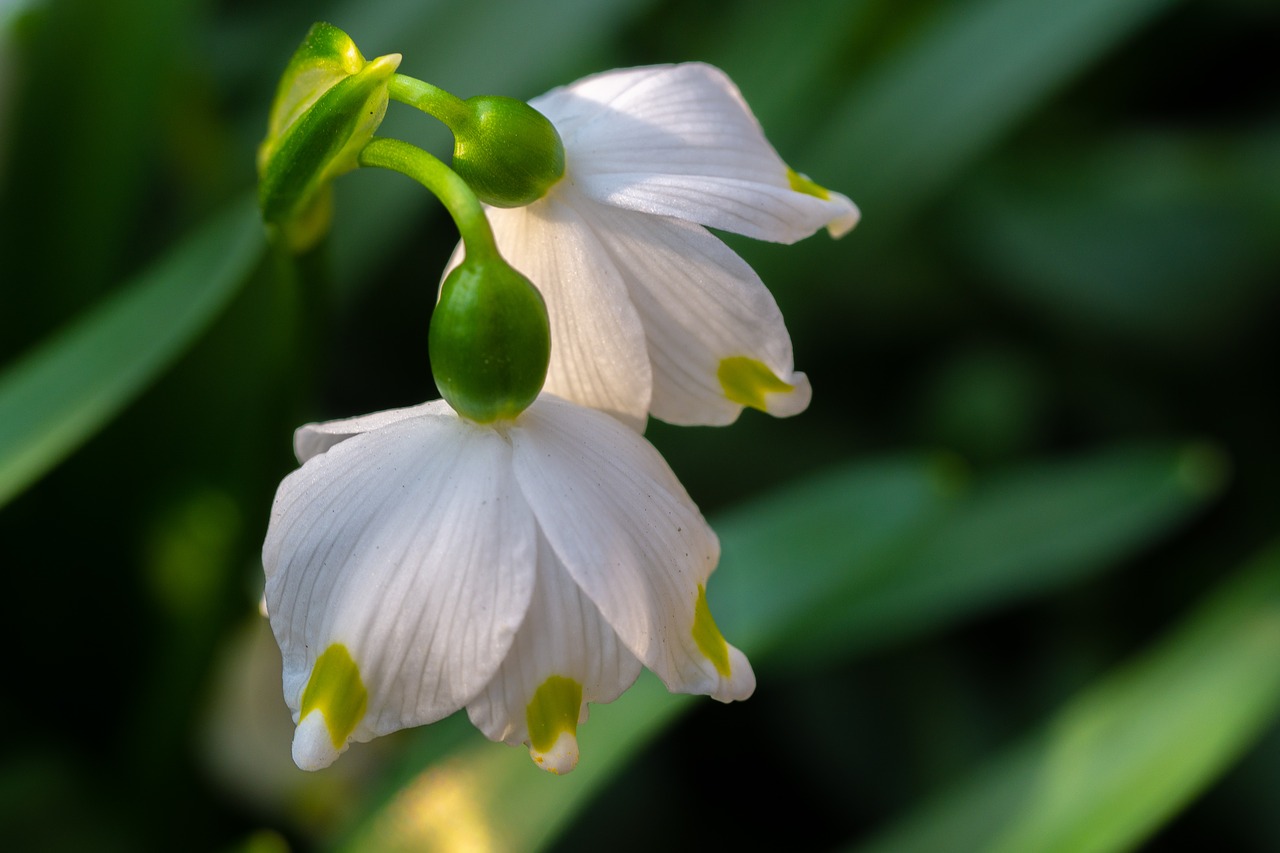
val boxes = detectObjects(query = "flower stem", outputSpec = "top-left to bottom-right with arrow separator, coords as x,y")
388,74 -> 472,131
357,137 -> 498,259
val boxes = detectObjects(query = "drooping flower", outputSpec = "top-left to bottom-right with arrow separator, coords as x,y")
445,62 -> 859,430
263,394 -> 754,774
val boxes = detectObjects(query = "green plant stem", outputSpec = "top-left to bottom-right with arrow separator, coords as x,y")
357,137 -> 498,260
388,73 -> 472,130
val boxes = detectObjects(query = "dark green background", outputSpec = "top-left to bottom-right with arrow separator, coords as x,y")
1,0 -> 1277,850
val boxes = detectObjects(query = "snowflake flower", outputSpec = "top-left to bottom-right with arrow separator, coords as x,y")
263,394 -> 754,774
446,62 -> 858,430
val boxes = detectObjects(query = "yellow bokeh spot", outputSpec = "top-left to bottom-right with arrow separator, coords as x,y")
692,585 -> 732,677
525,675 -> 582,754
787,167 -> 831,200
300,644 -> 368,750
718,356 -> 794,412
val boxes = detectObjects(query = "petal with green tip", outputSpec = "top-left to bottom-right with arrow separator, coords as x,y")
510,396 -> 755,702
466,535 -> 641,775
533,62 -> 859,244
263,400 -> 537,770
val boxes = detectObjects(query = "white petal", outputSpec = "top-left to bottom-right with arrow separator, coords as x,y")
467,194 -> 653,430
263,409 -> 537,766
534,63 -> 857,244
509,396 -> 754,702
585,204 -> 810,425
293,399 -> 452,462
466,534 -> 642,774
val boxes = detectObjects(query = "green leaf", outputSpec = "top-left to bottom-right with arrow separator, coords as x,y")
0,197 -> 265,508
853,544 -> 1280,853
945,128 -> 1280,347
770,443 -> 1227,666
807,0 -> 1182,229
334,444 -> 1219,851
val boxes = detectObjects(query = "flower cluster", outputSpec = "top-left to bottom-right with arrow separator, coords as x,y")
258,23 -> 857,774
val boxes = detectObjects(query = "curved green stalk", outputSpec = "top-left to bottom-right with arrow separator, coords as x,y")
388,74 -> 472,131
357,137 -> 498,260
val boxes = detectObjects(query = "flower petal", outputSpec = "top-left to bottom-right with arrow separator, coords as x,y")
534,63 -> 858,243
509,395 -> 755,702
585,203 -> 810,425
263,408 -> 537,768
449,192 -> 652,430
292,398 -> 450,462
466,533 -> 642,774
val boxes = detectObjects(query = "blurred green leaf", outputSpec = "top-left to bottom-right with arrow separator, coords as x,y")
854,544 -> 1280,853
946,128 -> 1280,346
773,443 -> 1227,665
0,0 -> 203,354
0,197 -> 265,508
807,0 -> 1181,230
336,443 -> 1219,851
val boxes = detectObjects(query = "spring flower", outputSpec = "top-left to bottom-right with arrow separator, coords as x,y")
263,394 -> 754,774
445,62 -> 858,430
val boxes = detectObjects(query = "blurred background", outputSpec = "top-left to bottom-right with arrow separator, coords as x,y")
1,0 -> 1277,850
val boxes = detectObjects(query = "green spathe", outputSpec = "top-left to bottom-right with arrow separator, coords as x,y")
452,96 -> 565,207
258,23 -> 400,251
258,22 -> 365,169
430,256 -> 551,423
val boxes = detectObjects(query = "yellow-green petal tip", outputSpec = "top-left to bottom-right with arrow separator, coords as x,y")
299,643 -> 368,751
526,675 -> 583,775
692,585 -> 732,678
718,356 -> 795,413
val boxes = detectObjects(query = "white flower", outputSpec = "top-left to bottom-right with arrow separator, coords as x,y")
263,394 -> 754,774
445,62 -> 859,431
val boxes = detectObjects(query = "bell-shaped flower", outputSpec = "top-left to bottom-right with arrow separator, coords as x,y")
444,62 -> 859,430
263,394 -> 754,774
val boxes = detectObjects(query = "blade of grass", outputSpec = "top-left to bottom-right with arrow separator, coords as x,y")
853,544 -> 1280,853
0,196 -> 265,508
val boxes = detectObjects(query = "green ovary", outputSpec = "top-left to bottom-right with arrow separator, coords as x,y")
300,644 -> 368,750
692,585 -> 732,677
718,356 -> 793,412
526,675 -> 583,754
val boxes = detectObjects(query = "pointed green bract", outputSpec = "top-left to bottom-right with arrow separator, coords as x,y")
258,22 -> 365,170
300,644 -> 369,750
526,676 -> 583,754
257,23 -> 400,251
692,585 -> 732,677
718,356 -> 794,412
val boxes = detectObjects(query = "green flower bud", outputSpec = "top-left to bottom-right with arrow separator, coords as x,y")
452,96 -> 565,208
429,256 -> 551,423
258,23 -> 400,251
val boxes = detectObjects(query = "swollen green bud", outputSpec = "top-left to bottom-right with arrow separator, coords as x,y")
258,23 -> 400,251
452,96 -> 565,208
430,256 -> 551,423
